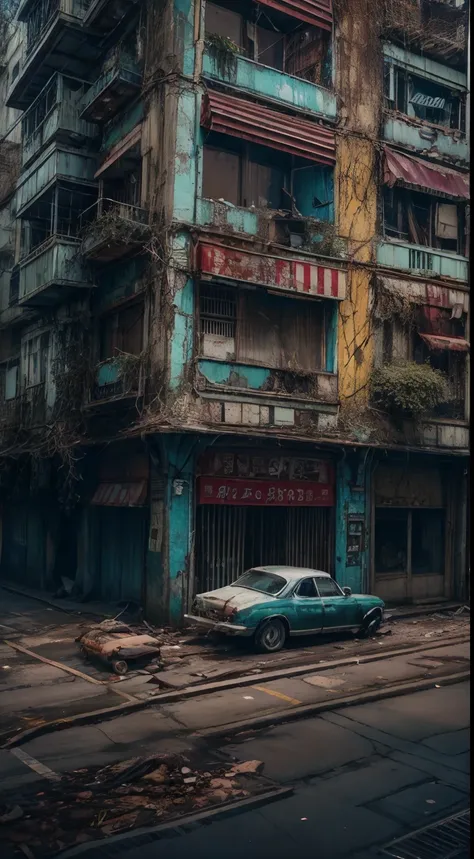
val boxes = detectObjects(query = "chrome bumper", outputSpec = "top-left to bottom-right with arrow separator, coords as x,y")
184,614 -> 254,637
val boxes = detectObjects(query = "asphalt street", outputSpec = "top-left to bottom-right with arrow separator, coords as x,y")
51,682 -> 469,859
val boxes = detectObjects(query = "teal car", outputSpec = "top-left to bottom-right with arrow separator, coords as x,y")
185,566 -> 385,653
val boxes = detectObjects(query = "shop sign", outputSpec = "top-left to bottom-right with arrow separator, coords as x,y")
198,453 -> 334,484
198,477 -> 334,506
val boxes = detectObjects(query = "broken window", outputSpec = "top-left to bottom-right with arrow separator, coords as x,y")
199,284 -> 326,372
99,302 -> 144,361
383,62 -> 465,131
382,187 -> 465,253
205,0 -> 331,87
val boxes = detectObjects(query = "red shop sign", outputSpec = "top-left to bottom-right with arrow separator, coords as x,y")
198,477 -> 334,507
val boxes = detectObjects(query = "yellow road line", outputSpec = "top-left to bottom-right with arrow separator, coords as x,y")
252,685 -> 302,706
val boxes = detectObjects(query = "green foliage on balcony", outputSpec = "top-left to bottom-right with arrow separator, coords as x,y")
370,360 -> 447,417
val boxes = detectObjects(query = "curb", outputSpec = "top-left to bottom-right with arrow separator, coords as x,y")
55,786 -> 294,858
388,602 -> 468,620
193,670 -> 471,739
2,635 -> 469,749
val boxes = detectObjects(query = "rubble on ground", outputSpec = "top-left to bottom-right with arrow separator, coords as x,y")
0,754 -> 272,857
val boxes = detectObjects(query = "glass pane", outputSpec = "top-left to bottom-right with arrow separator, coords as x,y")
316,577 -> 341,597
375,509 -> 408,574
411,509 -> 445,575
233,569 -> 287,595
297,578 -> 318,598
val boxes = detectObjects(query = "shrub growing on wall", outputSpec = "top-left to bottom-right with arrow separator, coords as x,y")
370,361 -> 447,418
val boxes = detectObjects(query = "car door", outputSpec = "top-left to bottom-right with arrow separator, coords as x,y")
315,576 -> 362,631
291,577 -> 324,634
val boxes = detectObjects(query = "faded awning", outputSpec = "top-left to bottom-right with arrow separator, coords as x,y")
95,125 -> 142,178
419,334 -> 470,352
383,146 -> 469,200
91,481 -> 148,507
256,0 -> 332,30
201,91 -> 336,165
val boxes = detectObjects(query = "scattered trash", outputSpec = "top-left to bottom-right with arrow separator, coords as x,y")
435,684 -> 441,688
77,621 -> 162,675
301,817 -> 307,821
425,800 -> 436,804
243,695 -> 254,700
227,761 -> 263,776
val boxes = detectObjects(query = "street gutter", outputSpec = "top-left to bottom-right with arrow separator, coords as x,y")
2,634 -> 469,749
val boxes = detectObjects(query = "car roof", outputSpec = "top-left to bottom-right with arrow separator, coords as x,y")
251,566 -> 331,579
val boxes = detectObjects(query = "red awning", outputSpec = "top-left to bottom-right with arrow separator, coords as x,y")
95,125 -> 142,178
201,91 -> 336,165
256,0 -> 332,30
383,147 -> 469,200
419,334 -> 470,352
91,481 -> 148,507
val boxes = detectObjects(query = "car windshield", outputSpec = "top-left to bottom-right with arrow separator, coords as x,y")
232,570 -> 287,596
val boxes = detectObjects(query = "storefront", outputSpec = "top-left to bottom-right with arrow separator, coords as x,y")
372,462 -> 453,604
195,449 -> 335,592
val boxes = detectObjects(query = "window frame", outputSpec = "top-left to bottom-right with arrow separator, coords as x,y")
294,577 -> 319,599
315,576 -> 344,598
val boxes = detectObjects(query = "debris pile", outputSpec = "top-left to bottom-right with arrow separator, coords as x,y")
0,754 -> 268,856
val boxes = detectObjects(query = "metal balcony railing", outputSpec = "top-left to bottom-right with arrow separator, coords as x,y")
25,0 -> 91,57
91,357 -> 144,402
79,197 -> 148,230
9,267 -> 20,306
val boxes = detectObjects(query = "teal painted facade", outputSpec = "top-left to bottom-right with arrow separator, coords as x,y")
202,50 -> 337,120
377,240 -> 468,282
335,459 -> 369,594
383,116 -> 468,163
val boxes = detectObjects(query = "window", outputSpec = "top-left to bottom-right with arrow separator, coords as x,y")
205,1 -> 331,87
296,578 -> 318,598
375,509 -> 409,574
383,63 -> 465,132
413,334 -> 466,420
23,333 -> 49,388
199,285 -> 326,371
375,508 -> 446,576
383,187 -> 465,254
202,135 -> 289,210
99,303 -> 144,361
316,577 -> 341,597
233,569 -> 287,595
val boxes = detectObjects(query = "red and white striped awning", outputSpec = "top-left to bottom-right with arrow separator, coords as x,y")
198,242 -> 346,300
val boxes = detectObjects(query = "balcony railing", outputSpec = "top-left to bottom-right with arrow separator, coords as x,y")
0,396 -> 22,428
9,267 -> 20,306
21,74 -> 98,167
91,356 -> 144,403
80,198 -> 149,261
377,239 -> 468,282
80,54 -> 142,123
23,0 -> 91,58
19,235 -> 91,305
16,144 -> 98,217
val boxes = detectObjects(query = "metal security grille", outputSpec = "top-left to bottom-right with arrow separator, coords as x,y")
381,809 -> 470,859
195,505 -> 334,594
200,285 -> 236,338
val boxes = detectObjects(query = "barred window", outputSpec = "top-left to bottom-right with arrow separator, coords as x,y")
200,285 -> 236,339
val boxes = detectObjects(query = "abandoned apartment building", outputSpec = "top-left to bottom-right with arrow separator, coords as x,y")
0,0 -> 469,624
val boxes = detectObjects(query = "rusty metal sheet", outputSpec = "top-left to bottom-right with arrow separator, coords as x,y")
198,241 -> 346,300
201,90 -> 336,165
383,146 -> 469,200
378,276 -> 469,314
257,0 -> 332,30
419,333 -> 470,352
91,481 -> 148,507
95,124 -> 142,178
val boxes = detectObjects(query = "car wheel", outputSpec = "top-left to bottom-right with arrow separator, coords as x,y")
255,618 -> 287,653
359,611 -> 382,638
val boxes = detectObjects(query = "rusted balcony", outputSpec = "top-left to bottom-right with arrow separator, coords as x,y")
8,0 -> 102,110
19,236 -> 93,306
80,198 -> 149,262
88,356 -> 144,406
80,55 -> 142,124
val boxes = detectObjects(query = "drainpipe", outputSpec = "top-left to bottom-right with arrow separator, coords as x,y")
193,0 -> 204,225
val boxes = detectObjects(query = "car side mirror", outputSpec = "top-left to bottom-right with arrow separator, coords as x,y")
343,587 -> 352,597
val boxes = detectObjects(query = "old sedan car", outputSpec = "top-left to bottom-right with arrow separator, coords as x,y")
185,566 -> 385,653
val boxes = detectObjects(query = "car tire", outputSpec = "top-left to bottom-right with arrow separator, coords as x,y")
254,618 -> 287,653
359,610 -> 382,638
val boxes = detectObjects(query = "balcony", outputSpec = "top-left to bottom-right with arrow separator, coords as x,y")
8,0 -> 102,110
88,356 -> 144,405
384,0 -> 468,67
0,268 -> 36,327
80,54 -> 142,124
23,383 -> 47,428
21,74 -> 99,168
202,49 -> 336,121
19,236 -> 92,306
80,198 -> 149,262
377,240 -> 468,282
383,114 -> 468,166
82,0 -> 139,33
16,143 -> 97,218
0,396 -> 22,430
